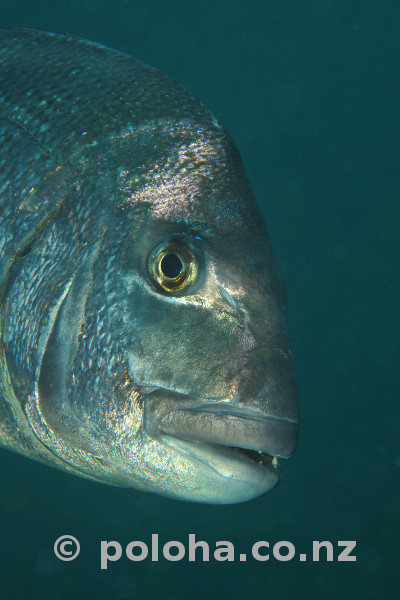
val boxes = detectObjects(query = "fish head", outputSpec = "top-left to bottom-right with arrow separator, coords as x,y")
33,118 -> 298,504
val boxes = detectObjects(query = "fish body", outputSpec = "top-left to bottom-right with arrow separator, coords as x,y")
0,28 -> 298,503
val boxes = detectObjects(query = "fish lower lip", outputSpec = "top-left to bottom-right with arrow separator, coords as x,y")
160,435 -> 281,482
165,436 -> 277,471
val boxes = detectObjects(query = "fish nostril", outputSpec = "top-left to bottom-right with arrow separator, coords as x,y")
217,285 -> 237,310
216,286 -> 250,328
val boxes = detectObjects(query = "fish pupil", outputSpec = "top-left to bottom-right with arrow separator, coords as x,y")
161,253 -> 183,279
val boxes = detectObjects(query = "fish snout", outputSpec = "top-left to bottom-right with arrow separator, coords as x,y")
234,341 -> 299,449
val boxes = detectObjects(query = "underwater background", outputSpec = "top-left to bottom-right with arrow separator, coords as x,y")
0,1 -> 398,598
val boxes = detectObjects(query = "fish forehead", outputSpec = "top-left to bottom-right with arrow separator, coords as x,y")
0,28 -> 263,232
110,124 -> 264,236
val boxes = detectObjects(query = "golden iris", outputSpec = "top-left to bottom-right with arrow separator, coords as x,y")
148,239 -> 198,293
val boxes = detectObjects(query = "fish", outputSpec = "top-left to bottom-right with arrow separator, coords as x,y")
0,27 -> 298,504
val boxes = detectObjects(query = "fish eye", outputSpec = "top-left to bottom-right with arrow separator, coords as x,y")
148,238 -> 199,294
161,253 -> 183,279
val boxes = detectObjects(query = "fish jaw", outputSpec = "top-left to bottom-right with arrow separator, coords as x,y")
142,391 -> 297,504
156,435 -> 281,504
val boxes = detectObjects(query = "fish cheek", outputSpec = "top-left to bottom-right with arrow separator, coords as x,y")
124,289 -> 243,400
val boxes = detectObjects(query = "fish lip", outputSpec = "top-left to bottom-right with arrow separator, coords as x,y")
159,433 -> 282,493
162,407 -> 297,453
177,403 -> 297,425
144,393 -> 298,479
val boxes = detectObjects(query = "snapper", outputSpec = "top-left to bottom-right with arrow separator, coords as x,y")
0,28 -> 298,503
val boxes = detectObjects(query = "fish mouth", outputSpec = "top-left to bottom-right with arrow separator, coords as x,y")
160,433 -> 282,498
163,435 -> 280,476
144,392 -> 298,501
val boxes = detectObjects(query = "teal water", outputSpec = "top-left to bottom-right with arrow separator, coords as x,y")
0,1 -> 399,598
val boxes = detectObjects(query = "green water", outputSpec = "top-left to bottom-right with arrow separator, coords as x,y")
0,1 -> 398,598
